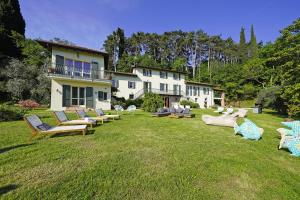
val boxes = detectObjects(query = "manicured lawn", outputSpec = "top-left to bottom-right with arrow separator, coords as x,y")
0,109 -> 300,199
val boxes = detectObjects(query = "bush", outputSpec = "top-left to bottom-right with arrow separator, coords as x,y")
256,86 -> 286,114
180,100 -> 199,108
0,104 -> 27,121
125,98 -> 143,108
142,93 -> 163,112
18,100 -> 40,109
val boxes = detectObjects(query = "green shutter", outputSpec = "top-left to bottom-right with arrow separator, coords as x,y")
62,85 -> 71,107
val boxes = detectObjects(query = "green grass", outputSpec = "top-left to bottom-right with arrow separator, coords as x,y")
1,109 -> 300,199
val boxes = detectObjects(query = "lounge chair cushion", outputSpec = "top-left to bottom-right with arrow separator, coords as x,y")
43,125 -> 87,133
214,107 -> 224,113
37,123 -> 52,131
26,115 -> 43,129
55,111 -> 68,122
182,108 -> 190,114
282,121 -> 300,136
95,108 -> 105,116
77,110 -> 88,118
176,107 -> 183,113
169,107 -> 176,113
234,119 -> 262,140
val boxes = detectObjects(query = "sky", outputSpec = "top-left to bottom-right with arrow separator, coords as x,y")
20,0 -> 300,50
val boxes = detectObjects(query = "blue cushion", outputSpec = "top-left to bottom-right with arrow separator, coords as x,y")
286,138 -> 300,157
282,121 -> 300,136
37,123 -> 52,131
234,119 -> 262,140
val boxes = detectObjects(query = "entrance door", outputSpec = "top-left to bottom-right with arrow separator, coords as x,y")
163,97 -> 170,107
143,82 -> 151,93
86,87 -> 94,108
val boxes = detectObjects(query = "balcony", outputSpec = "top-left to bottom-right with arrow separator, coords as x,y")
48,64 -> 111,81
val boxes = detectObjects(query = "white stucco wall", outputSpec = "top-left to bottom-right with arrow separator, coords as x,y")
50,78 -> 111,110
185,84 -> 214,108
111,75 -> 142,99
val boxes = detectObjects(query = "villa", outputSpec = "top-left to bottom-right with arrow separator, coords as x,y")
38,40 -> 225,110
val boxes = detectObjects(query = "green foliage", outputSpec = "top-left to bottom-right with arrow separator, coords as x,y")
125,98 -> 143,108
180,100 -> 199,108
0,0 -> 25,58
249,25 -> 258,58
239,27 -> 247,62
0,104 -> 27,121
142,93 -> 163,112
256,86 -> 286,114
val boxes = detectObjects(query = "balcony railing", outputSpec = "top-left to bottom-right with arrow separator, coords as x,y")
134,88 -> 184,99
48,64 -> 110,81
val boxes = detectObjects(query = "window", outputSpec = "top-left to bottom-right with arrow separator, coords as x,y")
143,69 -> 152,77
74,61 -> 82,76
186,86 -> 189,96
160,83 -> 168,92
173,84 -> 181,95
197,87 -> 200,96
173,73 -> 181,80
98,91 -> 107,101
160,71 -> 168,79
83,62 -> 91,78
71,87 -> 85,105
112,80 -> 119,88
193,86 -> 197,96
129,94 -> 134,99
128,81 -> 136,89
203,87 -> 210,95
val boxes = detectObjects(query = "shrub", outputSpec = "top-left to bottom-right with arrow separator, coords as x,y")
256,86 -> 286,114
180,100 -> 199,108
18,100 -> 40,109
0,104 -> 27,121
142,93 -> 163,112
125,98 -> 143,108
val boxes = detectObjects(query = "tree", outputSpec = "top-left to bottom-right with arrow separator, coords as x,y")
249,25 -> 258,58
239,27 -> 247,63
0,0 -> 25,57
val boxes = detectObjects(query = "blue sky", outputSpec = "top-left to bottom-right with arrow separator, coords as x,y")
20,0 -> 300,49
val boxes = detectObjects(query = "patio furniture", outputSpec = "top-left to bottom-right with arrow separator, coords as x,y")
182,108 -> 195,118
53,111 -> 96,127
114,105 -> 124,115
152,108 -> 171,117
214,107 -> 224,114
76,109 -> 108,124
95,108 -> 120,120
202,114 -> 237,127
24,114 -> 87,140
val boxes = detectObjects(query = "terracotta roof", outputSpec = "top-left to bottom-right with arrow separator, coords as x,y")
132,65 -> 188,74
36,39 -> 108,57
105,70 -> 138,77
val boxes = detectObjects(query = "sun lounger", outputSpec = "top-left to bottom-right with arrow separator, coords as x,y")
53,111 -> 96,127
76,109 -> 108,124
24,114 -> 87,139
223,108 -> 234,115
152,108 -> 171,117
95,108 -> 120,120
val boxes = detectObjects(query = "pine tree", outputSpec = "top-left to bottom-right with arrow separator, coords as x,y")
249,25 -> 258,58
239,27 -> 247,63
0,0 -> 25,57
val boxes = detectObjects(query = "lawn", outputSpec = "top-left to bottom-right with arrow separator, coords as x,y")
0,109 -> 300,199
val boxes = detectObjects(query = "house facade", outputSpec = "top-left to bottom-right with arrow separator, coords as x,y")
108,66 -> 225,108
38,40 -> 112,111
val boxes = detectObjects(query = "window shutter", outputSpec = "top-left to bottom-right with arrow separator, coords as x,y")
128,81 -> 130,88
98,91 -> 103,101
133,82 -> 136,89
104,92 -> 107,100
62,85 -> 71,107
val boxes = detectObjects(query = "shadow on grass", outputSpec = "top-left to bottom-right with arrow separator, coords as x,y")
0,143 -> 34,154
50,129 -> 95,138
263,110 -> 288,119
0,184 -> 18,196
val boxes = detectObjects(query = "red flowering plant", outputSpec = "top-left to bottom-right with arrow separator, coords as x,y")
18,100 -> 40,109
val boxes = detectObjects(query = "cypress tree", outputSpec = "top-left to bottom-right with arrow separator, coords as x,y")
0,0 -> 26,57
249,25 -> 258,58
239,27 -> 247,63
